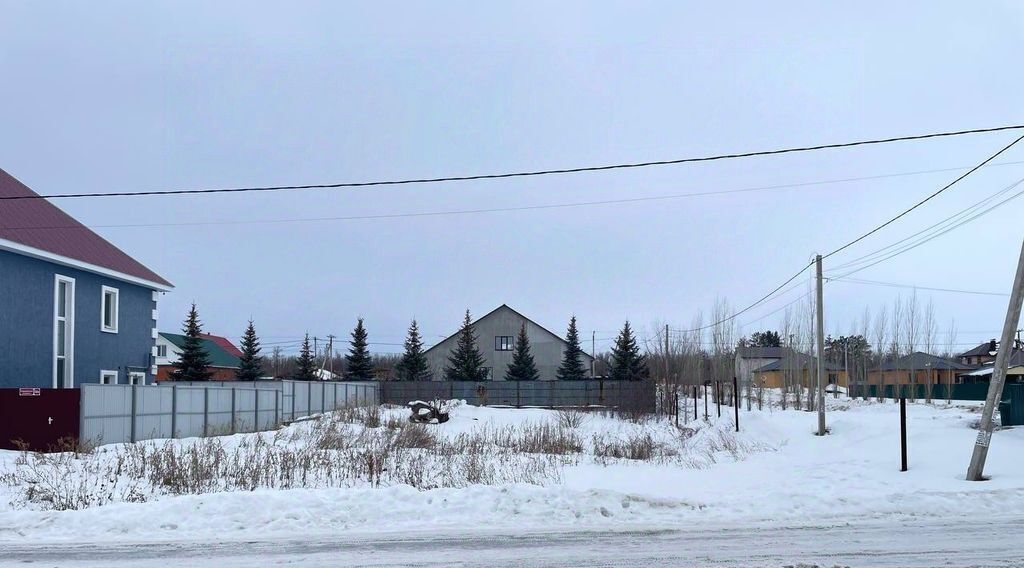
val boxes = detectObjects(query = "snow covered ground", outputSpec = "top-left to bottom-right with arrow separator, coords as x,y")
1,395 -> 1023,561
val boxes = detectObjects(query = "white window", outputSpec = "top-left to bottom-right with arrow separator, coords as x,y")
101,286 -> 119,333
156,344 -> 167,358
54,275 -> 76,389
100,370 -> 118,385
127,371 -> 145,385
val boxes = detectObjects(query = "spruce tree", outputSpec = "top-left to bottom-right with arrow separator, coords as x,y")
171,303 -> 213,381
556,316 -> 588,380
293,333 -> 317,380
505,322 -> 539,381
345,317 -> 373,380
235,319 -> 263,381
395,319 -> 430,381
610,320 -> 647,381
444,310 -> 489,381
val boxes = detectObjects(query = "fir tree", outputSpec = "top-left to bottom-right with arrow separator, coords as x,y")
556,316 -> 588,380
610,320 -> 647,381
345,317 -> 373,380
235,319 -> 263,381
293,333 -> 317,381
445,310 -> 489,381
395,319 -> 430,381
505,322 -> 539,381
170,303 -> 213,381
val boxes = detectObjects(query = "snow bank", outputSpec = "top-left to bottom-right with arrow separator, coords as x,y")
2,398 -> 1024,543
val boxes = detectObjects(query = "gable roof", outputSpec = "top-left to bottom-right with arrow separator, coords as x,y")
959,340 -> 998,358
0,168 -> 171,290
160,332 -> 241,368
874,352 -> 975,372
736,346 -> 790,359
424,304 -> 595,362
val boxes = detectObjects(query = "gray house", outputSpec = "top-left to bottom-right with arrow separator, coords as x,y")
424,305 -> 595,381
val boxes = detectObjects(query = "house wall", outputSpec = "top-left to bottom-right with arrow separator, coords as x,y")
756,369 -> 848,389
424,307 -> 594,381
0,250 -> 158,388
735,356 -> 778,387
155,365 -> 238,382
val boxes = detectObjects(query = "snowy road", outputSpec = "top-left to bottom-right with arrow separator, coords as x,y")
4,518 -> 1024,568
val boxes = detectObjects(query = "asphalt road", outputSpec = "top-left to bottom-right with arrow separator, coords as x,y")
3,518 -> 1023,567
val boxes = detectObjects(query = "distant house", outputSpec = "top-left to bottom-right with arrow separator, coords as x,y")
423,305 -> 595,381
959,340 -> 998,366
752,351 -> 847,389
735,346 -> 791,391
154,332 -> 242,381
867,352 -> 975,387
0,168 -> 172,388
958,350 -> 1024,384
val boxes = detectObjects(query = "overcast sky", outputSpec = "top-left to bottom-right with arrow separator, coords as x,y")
2,2 -> 1023,356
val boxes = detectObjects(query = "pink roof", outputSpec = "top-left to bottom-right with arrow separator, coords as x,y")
202,334 -> 244,358
0,168 -> 171,288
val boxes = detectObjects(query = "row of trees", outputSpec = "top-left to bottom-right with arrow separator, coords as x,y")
168,306 -> 649,382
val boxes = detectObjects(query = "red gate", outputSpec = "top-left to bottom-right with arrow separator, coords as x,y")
0,388 -> 80,451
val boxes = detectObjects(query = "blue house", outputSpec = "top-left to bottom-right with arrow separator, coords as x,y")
0,169 -> 173,388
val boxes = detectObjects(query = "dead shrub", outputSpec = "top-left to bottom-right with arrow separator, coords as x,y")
556,409 -> 588,429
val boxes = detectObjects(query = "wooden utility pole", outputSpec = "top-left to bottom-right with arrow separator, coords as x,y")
591,331 -> 596,378
967,239 -> 1024,481
815,254 -> 827,436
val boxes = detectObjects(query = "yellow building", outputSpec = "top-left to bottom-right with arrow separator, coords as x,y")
753,353 -> 848,389
867,352 -> 974,388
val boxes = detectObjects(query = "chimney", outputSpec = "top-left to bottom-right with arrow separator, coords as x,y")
989,339 -> 998,353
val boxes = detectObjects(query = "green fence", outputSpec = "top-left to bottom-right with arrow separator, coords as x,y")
849,383 -> 1024,426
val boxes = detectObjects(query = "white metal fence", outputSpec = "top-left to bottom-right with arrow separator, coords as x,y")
80,380 -> 379,445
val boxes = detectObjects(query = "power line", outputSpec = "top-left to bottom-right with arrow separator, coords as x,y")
828,276 -> 1011,297
8,160 -> 1024,232
827,174 -> 1024,272
830,178 -> 1024,279
5,125 -> 1024,201
821,134 -> 1024,260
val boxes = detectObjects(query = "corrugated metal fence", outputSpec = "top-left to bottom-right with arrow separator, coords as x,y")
80,380 -> 379,445
849,383 -> 1024,426
377,380 -> 656,412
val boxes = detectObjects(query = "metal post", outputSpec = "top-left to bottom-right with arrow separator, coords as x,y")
703,383 -> 709,421
203,387 -> 209,437
693,385 -> 697,421
275,389 -> 280,426
733,376 -> 740,432
254,387 -> 260,431
230,388 -> 237,434
716,381 -> 722,418
900,397 -> 908,472
171,384 -> 178,438
130,384 -> 138,443
815,254 -> 827,436
308,381 -> 313,416
322,382 -> 326,414
968,238 -> 1024,480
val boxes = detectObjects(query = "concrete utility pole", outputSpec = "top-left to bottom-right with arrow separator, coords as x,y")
967,239 -> 1024,481
591,331 -> 596,378
815,254 -> 827,436
664,324 -> 670,380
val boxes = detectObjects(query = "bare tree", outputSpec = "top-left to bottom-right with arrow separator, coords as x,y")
902,291 -> 920,401
922,299 -> 938,402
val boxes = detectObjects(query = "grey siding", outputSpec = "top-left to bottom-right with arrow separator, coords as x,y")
424,305 -> 594,381
0,250 -> 158,388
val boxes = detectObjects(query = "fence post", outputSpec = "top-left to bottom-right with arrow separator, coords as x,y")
290,381 -> 295,420
321,382 -> 326,414
900,397 -> 908,472
171,384 -> 178,439
130,384 -> 138,443
231,388 -> 237,434
733,376 -> 740,432
254,387 -> 260,431
275,389 -> 281,426
203,387 -> 210,437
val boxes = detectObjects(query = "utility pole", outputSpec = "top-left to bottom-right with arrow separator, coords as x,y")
324,335 -> 336,378
591,331 -> 596,378
815,254 -> 827,436
664,324 -> 672,417
967,239 -> 1024,481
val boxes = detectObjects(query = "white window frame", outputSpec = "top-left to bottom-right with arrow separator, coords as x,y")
156,344 -> 168,358
100,370 -> 118,385
101,285 -> 119,333
53,274 -> 76,389
127,371 -> 145,386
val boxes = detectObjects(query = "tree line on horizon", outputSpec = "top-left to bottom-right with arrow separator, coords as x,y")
167,305 -> 648,382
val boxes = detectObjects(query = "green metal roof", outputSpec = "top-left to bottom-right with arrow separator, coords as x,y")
160,332 -> 241,368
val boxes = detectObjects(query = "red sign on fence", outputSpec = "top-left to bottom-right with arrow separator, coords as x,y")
18,388 -> 40,397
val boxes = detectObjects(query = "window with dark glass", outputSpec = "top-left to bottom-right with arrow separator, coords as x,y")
495,336 -> 514,351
